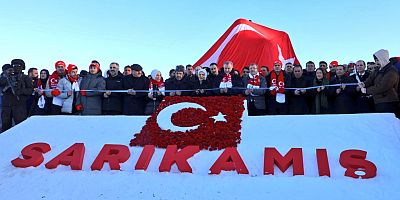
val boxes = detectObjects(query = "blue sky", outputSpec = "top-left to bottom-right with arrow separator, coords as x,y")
0,0 -> 399,76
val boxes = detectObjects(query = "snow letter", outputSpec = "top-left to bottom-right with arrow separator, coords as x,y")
264,147 -> 304,176
45,143 -> 85,170
159,145 -> 199,173
209,147 -> 249,174
91,144 -> 130,170
135,145 -> 155,171
316,149 -> 331,177
339,149 -> 377,179
11,142 -> 51,168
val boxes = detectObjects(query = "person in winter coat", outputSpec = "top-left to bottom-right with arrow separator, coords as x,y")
207,63 -> 220,89
145,69 -> 165,115
122,64 -> 150,115
193,69 -> 210,97
287,65 -> 311,115
0,59 -> 33,133
102,62 -> 124,115
165,65 -> 193,97
353,60 -> 374,113
242,63 -> 267,116
266,60 -> 291,115
32,69 -> 51,115
51,64 -> 81,114
27,67 -> 39,116
76,61 -> 106,115
359,49 -> 399,113
47,60 -> 66,115
328,65 -> 357,114
212,61 -> 243,96
310,68 -> 330,114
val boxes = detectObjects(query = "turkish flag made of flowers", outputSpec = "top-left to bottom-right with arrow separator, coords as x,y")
130,96 -> 245,151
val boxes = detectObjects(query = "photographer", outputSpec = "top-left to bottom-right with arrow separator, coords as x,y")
0,59 -> 33,132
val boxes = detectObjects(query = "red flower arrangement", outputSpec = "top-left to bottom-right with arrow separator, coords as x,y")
130,96 -> 245,151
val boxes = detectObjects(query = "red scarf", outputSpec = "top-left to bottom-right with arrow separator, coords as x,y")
247,73 -> 260,88
67,75 -> 78,83
37,79 -> 47,89
149,79 -> 165,91
270,71 -> 285,96
48,71 -> 61,89
222,73 -> 231,83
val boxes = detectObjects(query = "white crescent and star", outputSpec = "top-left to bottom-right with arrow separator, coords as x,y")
156,102 -> 227,132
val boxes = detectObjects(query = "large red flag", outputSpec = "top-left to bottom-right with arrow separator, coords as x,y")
193,18 -> 300,72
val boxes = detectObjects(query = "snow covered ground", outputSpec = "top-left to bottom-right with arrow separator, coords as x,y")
0,113 -> 400,200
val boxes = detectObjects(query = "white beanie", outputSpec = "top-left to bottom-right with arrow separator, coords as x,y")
197,69 -> 208,80
150,69 -> 161,79
373,49 -> 390,69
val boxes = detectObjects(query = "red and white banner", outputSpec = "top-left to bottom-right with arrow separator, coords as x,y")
193,18 -> 300,72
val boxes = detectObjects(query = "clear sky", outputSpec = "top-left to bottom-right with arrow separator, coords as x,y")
0,0 -> 399,76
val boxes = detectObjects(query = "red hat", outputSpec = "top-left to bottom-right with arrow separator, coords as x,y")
55,60 -> 66,69
274,60 -> 282,66
89,62 -> 100,71
329,61 -> 338,67
67,64 -> 78,73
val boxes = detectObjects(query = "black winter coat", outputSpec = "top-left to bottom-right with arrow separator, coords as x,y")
287,76 -> 311,114
103,72 -> 124,113
0,72 -> 33,107
192,79 -> 211,96
165,78 -> 193,96
122,75 -> 150,115
328,75 -> 357,114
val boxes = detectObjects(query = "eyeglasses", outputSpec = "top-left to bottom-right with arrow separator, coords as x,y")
243,71 -> 249,73
355,65 -> 364,67
274,65 -> 281,67
13,64 -> 21,67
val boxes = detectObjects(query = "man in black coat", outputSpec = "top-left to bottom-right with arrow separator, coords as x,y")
328,65 -> 357,114
0,59 -> 33,132
165,65 -> 193,96
206,63 -> 220,94
212,61 -> 243,96
122,64 -> 150,115
103,62 -> 124,115
352,60 -> 374,113
288,65 -> 311,114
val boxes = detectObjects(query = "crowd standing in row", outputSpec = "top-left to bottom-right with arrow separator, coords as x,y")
1,49 -> 399,132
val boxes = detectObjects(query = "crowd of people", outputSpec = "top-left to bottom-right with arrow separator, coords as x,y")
1,49 -> 399,132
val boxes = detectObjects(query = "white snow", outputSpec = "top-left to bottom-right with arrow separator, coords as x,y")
0,113 -> 400,200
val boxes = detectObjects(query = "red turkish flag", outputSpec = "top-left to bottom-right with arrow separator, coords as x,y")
130,96 -> 245,151
193,18 -> 300,73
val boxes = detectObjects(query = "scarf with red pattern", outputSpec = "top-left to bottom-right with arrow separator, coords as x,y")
247,73 -> 260,89
48,71 -> 61,89
270,71 -> 285,96
219,73 -> 232,88
149,79 -> 165,94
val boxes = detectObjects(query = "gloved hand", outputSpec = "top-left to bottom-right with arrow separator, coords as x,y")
80,90 -> 86,96
51,88 -> 61,97
76,104 -> 83,111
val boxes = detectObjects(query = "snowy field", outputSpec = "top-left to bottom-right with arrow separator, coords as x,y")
0,113 -> 400,200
